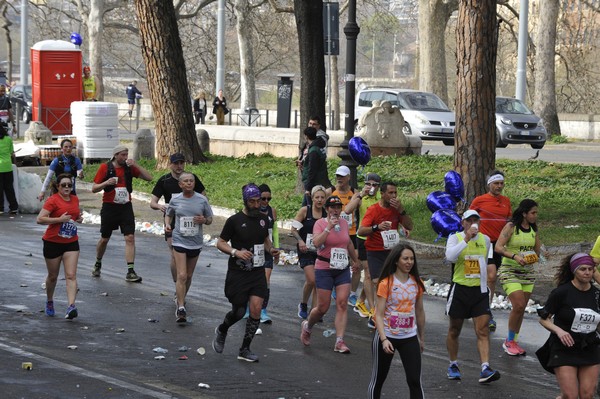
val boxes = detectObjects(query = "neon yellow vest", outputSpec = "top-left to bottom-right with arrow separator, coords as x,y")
83,77 -> 96,100
452,232 -> 487,287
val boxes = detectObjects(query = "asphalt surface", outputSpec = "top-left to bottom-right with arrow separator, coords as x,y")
1,206 -> 564,399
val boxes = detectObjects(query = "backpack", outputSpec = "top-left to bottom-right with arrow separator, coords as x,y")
56,156 -> 77,178
104,161 -> 132,193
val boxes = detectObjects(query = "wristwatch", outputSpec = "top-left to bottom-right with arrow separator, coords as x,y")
372,224 -> 379,232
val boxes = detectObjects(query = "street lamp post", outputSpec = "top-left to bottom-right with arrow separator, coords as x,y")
338,0 -> 360,188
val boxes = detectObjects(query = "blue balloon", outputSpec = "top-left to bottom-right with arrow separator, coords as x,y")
70,32 -> 83,46
426,191 -> 457,213
430,209 -> 463,240
348,137 -> 371,166
444,170 -> 465,202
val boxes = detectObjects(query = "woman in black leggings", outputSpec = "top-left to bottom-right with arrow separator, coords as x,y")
368,243 -> 425,399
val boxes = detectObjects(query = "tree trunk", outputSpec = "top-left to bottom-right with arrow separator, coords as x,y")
454,0 -> 498,204
234,0 -> 256,110
418,0 -> 458,105
88,0 -> 105,101
133,0 -> 207,168
534,0 -> 561,137
1,4 -> 12,82
294,0 -> 326,133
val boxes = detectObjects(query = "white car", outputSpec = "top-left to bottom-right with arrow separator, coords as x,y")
355,88 -> 456,146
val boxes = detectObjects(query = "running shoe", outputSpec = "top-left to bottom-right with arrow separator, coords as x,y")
367,316 -> 376,329
488,317 -> 497,332
515,341 -> 526,356
212,326 -> 226,353
9,209 -> 17,215
479,366 -> 500,383
92,262 -> 101,277
353,301 -> 370,318
447,364 -> 461,380
502,339 -> 521,356
298,303 -> 308,319
125,269 -> 142,283
260,309 -> 272,324
300,320 -> 311,346
176,307 -> 187,323
238,347 -> 259,362
348,293 -> 358,307
65,304 -> 78,320
334,339 -> 350,353
45,300 -> 55,317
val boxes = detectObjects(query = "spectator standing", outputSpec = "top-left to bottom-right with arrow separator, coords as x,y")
91,145 -> 153,282
470,170 -> 512,331
212,89 -> 228,125
82,66 -> 97,101
150,153 -> 206,288
126,81 -> 142,118
301,126 -> 331,205
193,91 -> 207,124
0,123 -> 17,214
0,85 -> 15,134
36,173 -> 83,319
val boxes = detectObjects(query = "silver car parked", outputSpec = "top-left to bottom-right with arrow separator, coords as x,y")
496,96 -> 547,149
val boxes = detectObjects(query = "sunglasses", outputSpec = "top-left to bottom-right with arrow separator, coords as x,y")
364,182 -> 380,187
261,197 -> 272,201
60,183 -> 73,188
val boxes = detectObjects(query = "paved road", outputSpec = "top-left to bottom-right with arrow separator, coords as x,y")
1,213 -> 562,398
422,140 -> 600,166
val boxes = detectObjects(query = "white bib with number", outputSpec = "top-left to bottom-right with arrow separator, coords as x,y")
571,308 -> 600,333
305,233 -> 316,251
330,248 -> 349,270
388,311 -> 415,334
381,229 -> 400,249
180,216 -> 199,236
253,244 -> 265,267
340,211 -> 353,227
58,220 -> 77,239
113,187 -> 129,204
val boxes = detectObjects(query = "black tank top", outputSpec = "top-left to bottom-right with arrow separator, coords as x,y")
298,205 -> 327,242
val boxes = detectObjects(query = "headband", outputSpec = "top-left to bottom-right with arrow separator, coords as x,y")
487,174 -> 505,185
570,253 -> 595,273
242,184 -> 261,201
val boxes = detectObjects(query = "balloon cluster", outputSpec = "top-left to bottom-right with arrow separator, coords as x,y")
428,171 -> 465,240
348,137 -> 371,166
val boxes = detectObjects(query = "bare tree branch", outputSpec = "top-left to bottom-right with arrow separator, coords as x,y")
267,0 -> 293,13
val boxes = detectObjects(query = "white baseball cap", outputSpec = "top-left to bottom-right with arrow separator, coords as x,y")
462,210 -> 480,220
335,166 -> 351,176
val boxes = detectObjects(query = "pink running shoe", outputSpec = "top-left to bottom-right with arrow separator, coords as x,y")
514,341 -> 526,356
502,339 -> 520,356
334,339 -> 350,354
300,320 -> 311,346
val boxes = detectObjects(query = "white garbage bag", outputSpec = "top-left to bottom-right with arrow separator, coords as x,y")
18,169 -> 43,214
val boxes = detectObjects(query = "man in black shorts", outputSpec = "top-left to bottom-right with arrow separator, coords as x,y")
212,183 -> 280,362
150,153 -> 206,285
91,145 -> 153,282
444,210 -> 500,384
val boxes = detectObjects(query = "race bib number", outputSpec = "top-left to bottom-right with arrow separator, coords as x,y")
179,216 -> 198,237
113,187 -> 129,204
253,244 -> 265,267
522,251 -> 539,265
381,229 -> 400,249
58,220 -> 77,239
389,311 -> 415,333
330,247 -> 349,270
340,211 -> 353,227
305,233 -> 316,251
464,255 -> 481,279
571,308 -> 600,333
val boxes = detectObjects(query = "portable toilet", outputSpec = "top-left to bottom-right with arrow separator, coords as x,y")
31,40 -> 82,136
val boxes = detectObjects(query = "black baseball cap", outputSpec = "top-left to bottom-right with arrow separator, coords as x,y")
170,153 -> 185,163
324,195 -> 343,207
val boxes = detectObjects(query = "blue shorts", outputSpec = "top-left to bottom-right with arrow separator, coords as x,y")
299,253 -> 317,268
264,259 -> 274,269
315,268 -> 351,291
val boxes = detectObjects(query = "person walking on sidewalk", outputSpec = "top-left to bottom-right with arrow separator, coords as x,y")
212,89 -> 228,125
165,172 -> 213,323
445,210 -> 501,384
91,145 -> 153,282
212,183 -> 280,362
150,153 -> 206,288
125,81 -> 142,118
37,174 -> 83,319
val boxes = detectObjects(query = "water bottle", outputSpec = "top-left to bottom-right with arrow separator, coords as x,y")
369,187 -> 376,196
539,244 -> 548,265
323,328 -> 336,337
334,224 -> 341,232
